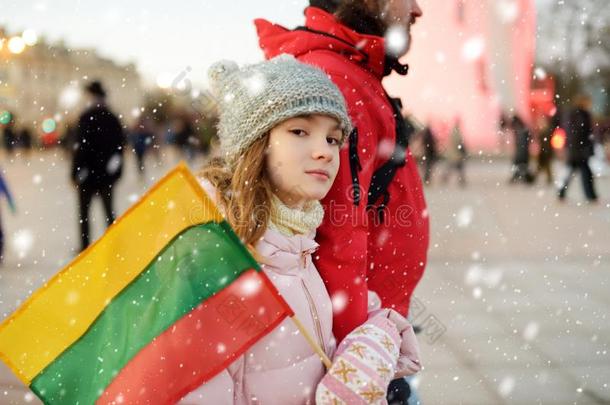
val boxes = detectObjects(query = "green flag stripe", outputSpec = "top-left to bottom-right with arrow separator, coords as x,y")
30,221 -> 258,405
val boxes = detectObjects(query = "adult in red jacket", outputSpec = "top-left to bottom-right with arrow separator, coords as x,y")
256,1 -> 428,343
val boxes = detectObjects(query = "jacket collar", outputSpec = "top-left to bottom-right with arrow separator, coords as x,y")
259,227 -> 319,257
256,7 -> 407,79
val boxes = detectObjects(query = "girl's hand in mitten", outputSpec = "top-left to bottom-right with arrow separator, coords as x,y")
369,308 -> 422,378
316,312 -> 401,404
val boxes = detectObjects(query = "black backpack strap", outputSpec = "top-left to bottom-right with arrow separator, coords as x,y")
366,96 -> 413,217
348,128 -> 362,206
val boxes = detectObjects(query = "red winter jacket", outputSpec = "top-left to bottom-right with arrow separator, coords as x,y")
255,7 -> 430,341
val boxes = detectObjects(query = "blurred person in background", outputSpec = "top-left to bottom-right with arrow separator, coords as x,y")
2,113 -> 17,157
421,124 -> 438,185
534,115 -> 554,185
509,115 -> 534,184
129,115 -> 154,178
0,170 -> 16,264
18,126 -> 34,158
173,115 -> 197,162
498,112 -> 512,154
71,80 -> 126,251
558,94 -> 598,202
442,118 -> 467,187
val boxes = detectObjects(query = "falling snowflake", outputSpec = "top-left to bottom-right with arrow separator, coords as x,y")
498,376 -> 515,397
385,25 -> 409,57
462,37 -> 485,61
331,291 -> 348,314
522,321 -> 539,341
534,67 -> 547,80
106,153 -> 122,175
11,229 -> 34,259
456,206 -> 474,228
238,277 -> 262,297
76,168 -> 89,184
465,264 -> 483,285
58,84 -> 81,109
127,193 -> 139,204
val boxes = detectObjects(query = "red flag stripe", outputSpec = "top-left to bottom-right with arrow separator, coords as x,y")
97,269 -> 293,405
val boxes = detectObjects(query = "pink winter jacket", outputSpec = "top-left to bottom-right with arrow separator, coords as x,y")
180,181 -> 336,405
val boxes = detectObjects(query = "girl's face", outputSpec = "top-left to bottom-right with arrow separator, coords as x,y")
266,114 -> 342,208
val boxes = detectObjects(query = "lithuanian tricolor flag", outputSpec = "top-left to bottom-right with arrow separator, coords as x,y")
0,163 -> 294,404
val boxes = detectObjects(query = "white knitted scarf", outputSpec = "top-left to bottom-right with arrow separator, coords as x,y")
269,195 -> 324,236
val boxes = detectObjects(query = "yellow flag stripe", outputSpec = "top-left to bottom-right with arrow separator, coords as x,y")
0,163 -> 222,384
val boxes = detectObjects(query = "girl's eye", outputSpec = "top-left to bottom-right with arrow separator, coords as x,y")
290,129 -> 307,136
327,136 -> 341,146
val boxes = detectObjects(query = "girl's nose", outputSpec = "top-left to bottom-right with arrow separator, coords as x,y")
312,140 -> 334,162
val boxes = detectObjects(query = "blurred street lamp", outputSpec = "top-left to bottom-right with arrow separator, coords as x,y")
8,36 -> 26,54
0,110 -> 12,125
551,127 -> 566,150
42,118 -> 57,134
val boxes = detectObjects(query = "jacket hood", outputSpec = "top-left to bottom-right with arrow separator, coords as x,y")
255,7 -> 388,78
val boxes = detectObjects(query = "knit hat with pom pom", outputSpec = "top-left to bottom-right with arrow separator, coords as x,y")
207,54 -> 352,165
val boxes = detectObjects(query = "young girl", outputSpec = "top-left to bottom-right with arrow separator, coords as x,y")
181,55 -> 420,405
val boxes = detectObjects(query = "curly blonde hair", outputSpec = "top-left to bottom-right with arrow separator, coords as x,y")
198,135 -> 273,252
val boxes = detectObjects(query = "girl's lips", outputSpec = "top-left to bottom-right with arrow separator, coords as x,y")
305,170 -> 330,180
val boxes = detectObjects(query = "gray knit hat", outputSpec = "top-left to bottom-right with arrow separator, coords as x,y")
208,54 -> 352,165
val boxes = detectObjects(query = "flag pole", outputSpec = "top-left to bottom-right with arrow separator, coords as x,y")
290,316 -> 332,369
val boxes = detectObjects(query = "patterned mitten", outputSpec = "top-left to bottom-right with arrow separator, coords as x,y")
370,308 -> 422,378
316,313 -> 401,404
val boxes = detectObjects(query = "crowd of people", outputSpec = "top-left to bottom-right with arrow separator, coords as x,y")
1,81 -> 218,256
414,95 -> 607,203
